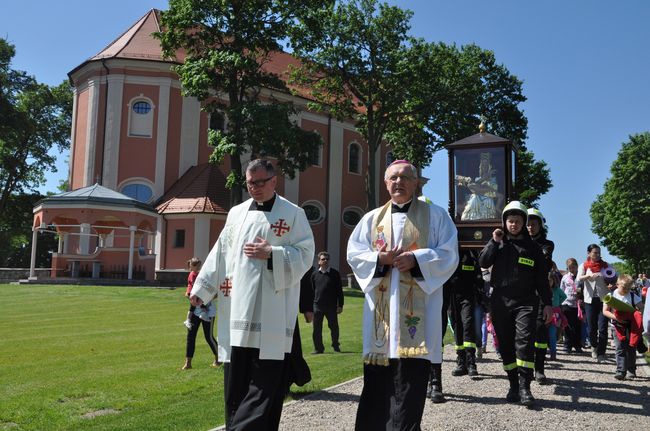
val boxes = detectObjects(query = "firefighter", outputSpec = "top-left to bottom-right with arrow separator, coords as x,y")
527,208 -> 555,385
448,248 -> 483,378
427,282 -> 452,403
478,201 -> 553,407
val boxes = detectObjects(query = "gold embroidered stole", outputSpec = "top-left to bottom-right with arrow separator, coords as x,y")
367,198 -> 430,366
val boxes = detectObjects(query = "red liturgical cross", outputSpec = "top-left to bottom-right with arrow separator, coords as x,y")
270,219 -> 291,237
219,278 -> 232,297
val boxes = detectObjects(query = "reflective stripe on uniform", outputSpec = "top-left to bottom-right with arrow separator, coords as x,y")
534,342 -> 548,349
455,344 -> 465,351
463,341 -> 477,349
503,362 -> 518,371
516,358 -> 534,369
461,265 -> 474,271
518,257 -> 534,267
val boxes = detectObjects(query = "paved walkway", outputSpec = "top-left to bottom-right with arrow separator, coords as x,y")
277,345 -> 650,430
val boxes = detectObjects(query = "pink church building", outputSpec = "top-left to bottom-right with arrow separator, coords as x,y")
29,9 -> 393,283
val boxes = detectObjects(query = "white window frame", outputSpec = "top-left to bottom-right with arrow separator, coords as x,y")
302,199 -> 326,225
118,177 -> 156,203
342,206 -> 364,229
348,141 -> 362,175
127,94 -> 155,138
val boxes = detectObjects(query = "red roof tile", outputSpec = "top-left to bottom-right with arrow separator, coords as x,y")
70,9 -> 358,106
156,163 -> 230,214
91,9 -> 170,62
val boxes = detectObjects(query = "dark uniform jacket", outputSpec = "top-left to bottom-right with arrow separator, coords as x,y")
479,234 -> 551,307
445,249 -> 483,299
532,233 -> 555,273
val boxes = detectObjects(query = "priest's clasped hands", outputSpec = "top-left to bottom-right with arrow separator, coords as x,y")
243,236 -> 272,259
377,243 -> 416,272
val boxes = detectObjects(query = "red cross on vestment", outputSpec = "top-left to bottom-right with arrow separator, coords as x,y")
270,218 -> 291,237
219,278 -> 232,297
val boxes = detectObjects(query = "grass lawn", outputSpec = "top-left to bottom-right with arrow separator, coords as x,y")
0,284 -> 453,431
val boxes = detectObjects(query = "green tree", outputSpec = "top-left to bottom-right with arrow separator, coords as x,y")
290,0 -> 420,208
290,0 -> 551,208
0,38 -> 72,212
156,0 -> 326,206
0,193 -> 57,268
516,149 -> 551,208
591,132 -> 650,272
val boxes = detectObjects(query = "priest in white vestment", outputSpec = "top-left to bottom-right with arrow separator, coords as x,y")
191,159 -> 314,431
347,160 -> 458,431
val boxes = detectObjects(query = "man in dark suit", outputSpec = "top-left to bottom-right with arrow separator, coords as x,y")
310,251 -> 344,353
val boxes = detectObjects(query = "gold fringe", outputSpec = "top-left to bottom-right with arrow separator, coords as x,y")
397,346 -> 429,358
363,353 -> 390,366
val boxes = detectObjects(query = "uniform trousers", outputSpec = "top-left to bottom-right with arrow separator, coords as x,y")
356,358 -> 430,431
491,296 -> 538,372
451,293 -> 476,348
534,303 -> 549,371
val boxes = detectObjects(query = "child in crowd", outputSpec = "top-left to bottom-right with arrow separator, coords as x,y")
485,313 -> 500,358
548,261 -> 567,361
560,258 -> 583,353
183,257 -> 209,329
602,274 -> 644,380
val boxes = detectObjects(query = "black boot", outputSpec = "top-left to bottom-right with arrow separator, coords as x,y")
505,369 -> 520,403
534,348 -> 547,384
519,368 -> 535,407
467,348 -> 478,377
452,349 -> 468,376
430,363 -> 445,403
426,364 -> 434,398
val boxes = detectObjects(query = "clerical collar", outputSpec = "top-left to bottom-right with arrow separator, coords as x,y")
249,194 -> 276,212
391,199 -> 412,213
319,267 -> 330,273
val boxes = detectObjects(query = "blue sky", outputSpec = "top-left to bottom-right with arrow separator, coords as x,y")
3,1 -> 650,266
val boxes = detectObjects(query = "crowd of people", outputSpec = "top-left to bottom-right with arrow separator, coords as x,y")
178,158 -> 648,431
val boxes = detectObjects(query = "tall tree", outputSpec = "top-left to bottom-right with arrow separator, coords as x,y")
590,132 -> 650,272
290,1 -> 551,208
290,0 -> 419,208
0,38 -> 72,212
156,0 -> 326,206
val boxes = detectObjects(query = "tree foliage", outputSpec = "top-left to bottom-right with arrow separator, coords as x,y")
290,0 -> 550,208
0,193 -> 57,268
0,38 -> 72,213
590,132 -> 650,272
156,0 -> 326,205
0,38 -> 71,268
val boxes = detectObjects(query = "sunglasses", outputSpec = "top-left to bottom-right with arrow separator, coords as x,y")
245,176 -> 275,188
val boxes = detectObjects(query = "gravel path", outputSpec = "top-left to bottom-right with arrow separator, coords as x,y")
278,344 -> 650,430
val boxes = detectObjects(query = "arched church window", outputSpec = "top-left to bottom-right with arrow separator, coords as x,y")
209,111 -> 225,132
386,151 -> 395,166
348,142 -> 362,174
133,101 -> 152,114
309,131 -> 323,167
128,96 -> 154,138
